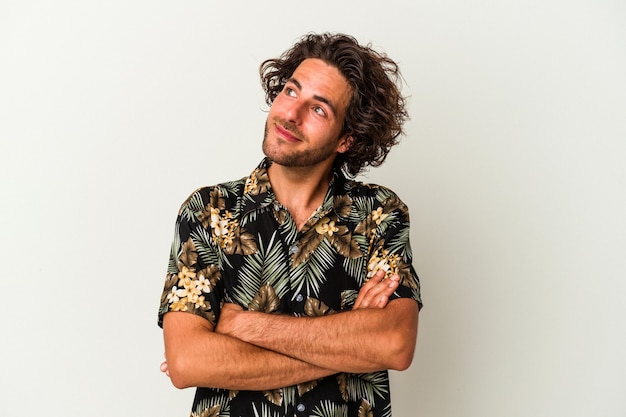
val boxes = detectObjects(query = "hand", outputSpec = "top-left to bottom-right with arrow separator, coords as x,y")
214,302 -> 245,337
160,353 -> 170,377
353,269 -> 399,310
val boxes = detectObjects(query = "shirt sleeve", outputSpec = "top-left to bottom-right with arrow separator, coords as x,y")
157,190 -> 224,328
367,193 -> 423,310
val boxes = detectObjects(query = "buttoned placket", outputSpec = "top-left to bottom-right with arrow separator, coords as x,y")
282,202 -> 335,311
271,201 -> 305,310
295,402 -> 306,414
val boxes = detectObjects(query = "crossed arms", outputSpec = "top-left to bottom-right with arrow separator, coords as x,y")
161,270 -> 419,391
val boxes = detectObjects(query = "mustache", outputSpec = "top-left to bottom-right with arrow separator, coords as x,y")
273,117 -> 305,140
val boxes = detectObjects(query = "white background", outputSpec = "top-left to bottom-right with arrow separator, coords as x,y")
1,1 -> 625,416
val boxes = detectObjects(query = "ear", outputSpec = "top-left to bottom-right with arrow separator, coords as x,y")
336,134 -> 354,154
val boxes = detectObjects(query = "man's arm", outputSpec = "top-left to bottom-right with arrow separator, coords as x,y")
213,197 -> 422,373
163,311 -> 336,390
216,295 -> 418,374
162,269 -> 400,390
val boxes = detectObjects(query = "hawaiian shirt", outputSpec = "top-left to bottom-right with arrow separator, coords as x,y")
158,158 -> 422,417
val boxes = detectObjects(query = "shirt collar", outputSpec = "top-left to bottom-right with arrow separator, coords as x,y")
239,158 -> 275,215
240,158 -> 350,219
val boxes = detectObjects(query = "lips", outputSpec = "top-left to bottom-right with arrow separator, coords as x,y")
274,122 -> 302,143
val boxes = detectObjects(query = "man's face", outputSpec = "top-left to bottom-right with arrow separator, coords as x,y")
263,58 -> 353,169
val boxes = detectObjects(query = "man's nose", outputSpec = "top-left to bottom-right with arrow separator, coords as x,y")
283,101 -> 304,124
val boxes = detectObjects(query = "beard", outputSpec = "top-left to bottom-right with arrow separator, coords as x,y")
262,119 -> 339,168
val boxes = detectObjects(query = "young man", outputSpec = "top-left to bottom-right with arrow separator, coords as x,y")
158,33 -> 422,417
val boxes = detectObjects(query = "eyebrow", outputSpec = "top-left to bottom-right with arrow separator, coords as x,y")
287,77 -> 338,116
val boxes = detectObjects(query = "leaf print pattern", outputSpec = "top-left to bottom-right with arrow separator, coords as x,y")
297,379 -> 319,397
158,158 -> 422,417
263,388 -> 283,406
251,403 -> 284,417
244,166 -> 271,196
159,237 -> 217,324
248,283 -> 280,313
304,297 -> 335,317
332,194 -> 353,219
337,373 -> 349,402
196,265 -> 221,293
343,372 -> 389,405
328,223 -> 362,259
196,188 -> 259,257
291,227 -> 325,266
272,205 -> 289,226
191,404 -> 221,417
292,214 -> 362,268
224,225 -> 257,256
311,400 -> 348,417
368,247 -> 417,290
358,399 -> 373,417
180,238 -> 199,269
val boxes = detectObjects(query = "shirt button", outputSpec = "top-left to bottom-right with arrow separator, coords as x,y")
289,244 -> 298,254
295,294 -> 304,302
296,403 -> 305,412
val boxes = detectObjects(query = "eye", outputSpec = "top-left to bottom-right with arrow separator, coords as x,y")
313,105 -> 327,117
284,87 -> 296,97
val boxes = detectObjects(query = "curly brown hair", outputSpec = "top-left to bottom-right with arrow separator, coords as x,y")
260,32 -> 409,178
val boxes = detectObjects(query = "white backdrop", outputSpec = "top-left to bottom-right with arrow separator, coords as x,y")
1,1 -> 625,416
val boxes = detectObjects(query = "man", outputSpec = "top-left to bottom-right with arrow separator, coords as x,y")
158,32 -> 422,417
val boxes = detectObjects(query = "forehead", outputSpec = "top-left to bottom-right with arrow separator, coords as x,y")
289,58 -> 352,115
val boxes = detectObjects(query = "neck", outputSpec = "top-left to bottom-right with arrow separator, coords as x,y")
267,161 -> 334,229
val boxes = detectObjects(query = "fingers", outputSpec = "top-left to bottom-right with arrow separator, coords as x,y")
161,352 -> 170,377
354,270 -> 400,310
160,360 -> 170,377
353,270 -> 385,310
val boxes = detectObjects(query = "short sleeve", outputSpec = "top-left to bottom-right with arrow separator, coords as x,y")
367,193 -> 423,310
157,190 -> 224,327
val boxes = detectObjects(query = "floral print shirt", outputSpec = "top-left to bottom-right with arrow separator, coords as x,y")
158,158 -> 422,417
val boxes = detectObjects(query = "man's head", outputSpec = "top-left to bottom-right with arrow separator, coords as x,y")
260,32 -> 409,178
262,58 -> 354,173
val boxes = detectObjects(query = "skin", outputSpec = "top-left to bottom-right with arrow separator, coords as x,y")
262,58 -> 353,171
215,290 -> 417,373
161,58 -> 419,390
162,271 -> 417,390
262,58 -> 354,229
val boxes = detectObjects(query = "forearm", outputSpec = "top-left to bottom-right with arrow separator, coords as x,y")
220,298 -> 419,373
163,312 -> 336,391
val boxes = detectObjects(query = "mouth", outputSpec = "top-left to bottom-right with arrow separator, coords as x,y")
274,122 -> 302,143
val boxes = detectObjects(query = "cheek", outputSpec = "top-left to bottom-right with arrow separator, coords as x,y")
268,101 -> 291,122
271,93 -> 290,110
